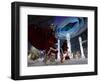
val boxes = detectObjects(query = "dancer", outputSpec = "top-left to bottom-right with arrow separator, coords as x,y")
61,40 -> 70,63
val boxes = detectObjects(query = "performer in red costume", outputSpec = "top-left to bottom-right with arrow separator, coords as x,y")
44,24 -> 58,64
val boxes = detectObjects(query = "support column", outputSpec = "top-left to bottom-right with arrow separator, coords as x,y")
57,39 -> 60,60
66,33 -> 73,58
66,33 -> 72,54
79,37 -> 85,58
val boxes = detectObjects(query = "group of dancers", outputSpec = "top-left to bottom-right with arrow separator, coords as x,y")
43,24 -> 70,64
